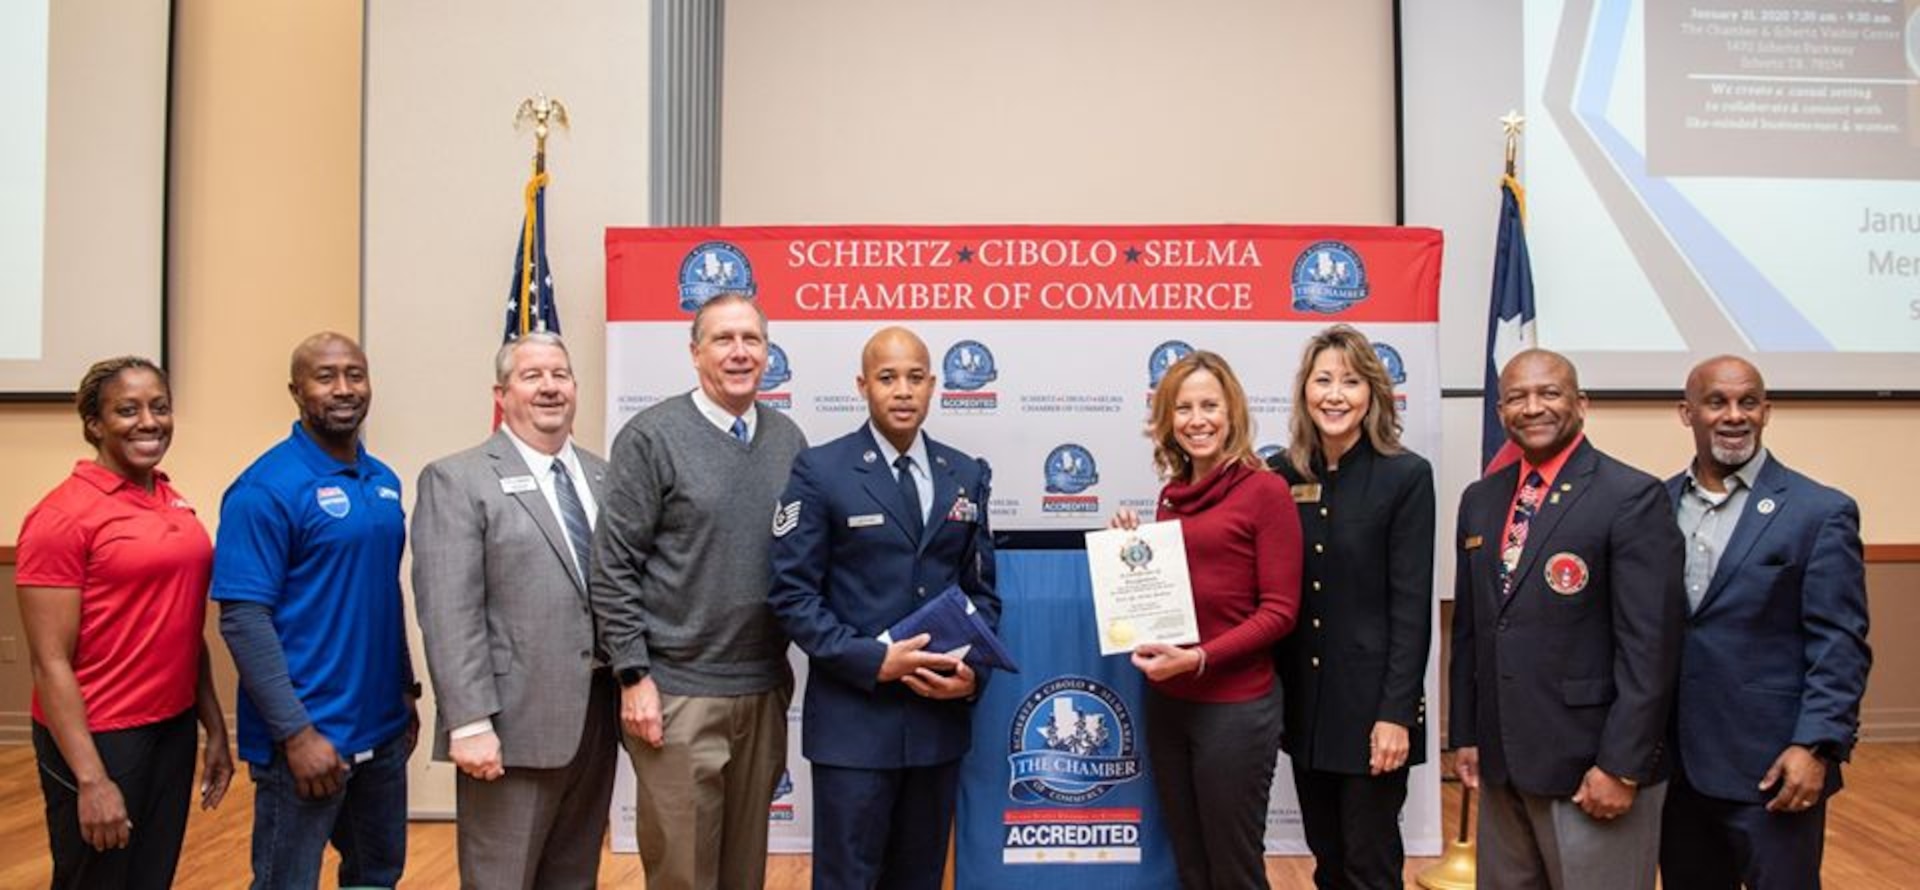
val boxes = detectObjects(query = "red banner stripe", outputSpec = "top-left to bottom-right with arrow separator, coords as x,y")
606,224 -> 1442,324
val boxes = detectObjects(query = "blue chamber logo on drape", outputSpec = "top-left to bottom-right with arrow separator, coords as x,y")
1372,341 -> 1407,384
1006,676 -> 1141,804
1146,340 -> 1194,390
943,339 -> 999,391
678,241 -> 757,311
761,342 -> 793,391
1042,444 -> 1099,496
941,339 -> 1001,411
757,342 -> 794,412
1290,241 -> 1369,313
768,769 -> 795,823
1372,340 -> 1410,412
1041,444 -> 1101,515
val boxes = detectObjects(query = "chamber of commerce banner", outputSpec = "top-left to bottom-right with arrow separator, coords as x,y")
604,223 -> 1445,866
606,224 -> 1441,532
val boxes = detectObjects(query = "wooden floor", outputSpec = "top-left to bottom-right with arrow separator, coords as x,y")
3,743 -> 1917,888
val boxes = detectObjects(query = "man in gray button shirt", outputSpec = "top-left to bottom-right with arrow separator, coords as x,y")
1674,425 -> 1766,614
1660,356 -> 1871,889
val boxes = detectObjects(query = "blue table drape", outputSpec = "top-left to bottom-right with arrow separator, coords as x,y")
955,549 -> 1178,888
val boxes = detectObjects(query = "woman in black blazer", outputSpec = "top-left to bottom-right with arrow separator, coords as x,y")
1268,325 -> 1435,890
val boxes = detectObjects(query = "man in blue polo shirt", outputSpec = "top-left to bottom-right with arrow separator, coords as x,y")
213,332 -> 418,889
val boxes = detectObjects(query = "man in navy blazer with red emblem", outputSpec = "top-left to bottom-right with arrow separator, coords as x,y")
1659,356 -> 1871,889
1450,349 -> 1686,890
768,326 -> 998,890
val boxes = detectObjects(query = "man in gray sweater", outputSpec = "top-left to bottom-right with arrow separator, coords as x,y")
589,292 -> 807,890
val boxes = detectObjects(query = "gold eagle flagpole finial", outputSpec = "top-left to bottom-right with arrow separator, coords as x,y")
514,93 -> 570,173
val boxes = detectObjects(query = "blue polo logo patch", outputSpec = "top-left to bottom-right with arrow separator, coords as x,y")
316,486 -> 351,518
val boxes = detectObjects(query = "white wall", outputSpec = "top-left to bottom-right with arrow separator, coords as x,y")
723,0 -> 1399,226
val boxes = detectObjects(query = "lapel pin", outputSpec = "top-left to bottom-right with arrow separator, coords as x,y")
1560,482 -> 1572,491
862,450 -> 877,464
936,455 -> 948,466
1757,498 -> 1776,515
1549,493 -> 1561,505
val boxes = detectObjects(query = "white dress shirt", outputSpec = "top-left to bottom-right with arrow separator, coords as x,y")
869,423 -> 934,526
689,386 -> 758,441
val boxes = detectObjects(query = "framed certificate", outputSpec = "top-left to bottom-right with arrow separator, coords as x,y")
1083,520 -> 1200,656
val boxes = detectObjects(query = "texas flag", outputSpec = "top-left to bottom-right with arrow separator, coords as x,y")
1482,174 -> 1536,474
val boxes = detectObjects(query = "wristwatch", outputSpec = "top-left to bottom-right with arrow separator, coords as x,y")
404,681 -> 423,699
617,667 -> 645,688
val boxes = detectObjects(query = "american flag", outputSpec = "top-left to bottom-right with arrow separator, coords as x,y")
503,170 -> 559,341
1482,174 -> 1536,474
495,169 -> 559,428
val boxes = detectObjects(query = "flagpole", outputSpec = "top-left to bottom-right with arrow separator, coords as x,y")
1422,109 -> 1533,890
1481,109 -> 1535,474
513,94 -> 569,337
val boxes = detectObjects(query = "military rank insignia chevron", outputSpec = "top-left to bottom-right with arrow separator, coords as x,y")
772,500 -> 802,537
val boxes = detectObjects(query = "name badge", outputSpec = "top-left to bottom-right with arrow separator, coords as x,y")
1291,483 -> 1322,504
1463,534 -> 1485,550
500,475 -> 539,495
848,513 -> 885,528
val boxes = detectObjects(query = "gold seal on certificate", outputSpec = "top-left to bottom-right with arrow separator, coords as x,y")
1084,520 -> 1200,656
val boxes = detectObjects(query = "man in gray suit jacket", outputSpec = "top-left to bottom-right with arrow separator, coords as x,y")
413,332 -> 618,890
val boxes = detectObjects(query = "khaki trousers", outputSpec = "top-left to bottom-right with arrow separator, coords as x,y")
627,684 -> 791,890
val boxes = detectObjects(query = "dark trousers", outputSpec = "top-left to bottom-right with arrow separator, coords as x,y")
1477,778 -> 1665,890
1660,772 -> 1827,890
811,760 -> 959,890
1144,683 -> 1284,890
247,729 -> 409,889
1291,762 -> 1410,890
33,710 -> 198,890
456,672 -> 619,890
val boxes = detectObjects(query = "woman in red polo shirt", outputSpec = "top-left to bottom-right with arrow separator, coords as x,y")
16,357 -> 233,889
1110,350 -> 1302,889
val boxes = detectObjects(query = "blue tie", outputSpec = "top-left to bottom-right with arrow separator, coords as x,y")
895,455 -> 925,541
551,458 -> 594,581
730,416 -> 750,443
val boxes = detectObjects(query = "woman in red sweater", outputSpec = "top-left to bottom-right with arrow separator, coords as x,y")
1110,350 -> 1302,889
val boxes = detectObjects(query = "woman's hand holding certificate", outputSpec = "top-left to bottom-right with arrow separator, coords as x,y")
1084,518 -> 1201,657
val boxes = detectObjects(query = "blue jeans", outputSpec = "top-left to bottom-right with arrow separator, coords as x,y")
247,730 -> 409,889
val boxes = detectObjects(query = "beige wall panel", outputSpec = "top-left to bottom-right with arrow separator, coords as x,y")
1,0 -> 363,739
0,408 -> 88,539
1584,402 -> 1920,544
723,0 -> 1396,225
166,0 -> 365,520
363,0 -> 651,816
1861,562 -> 1920,741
